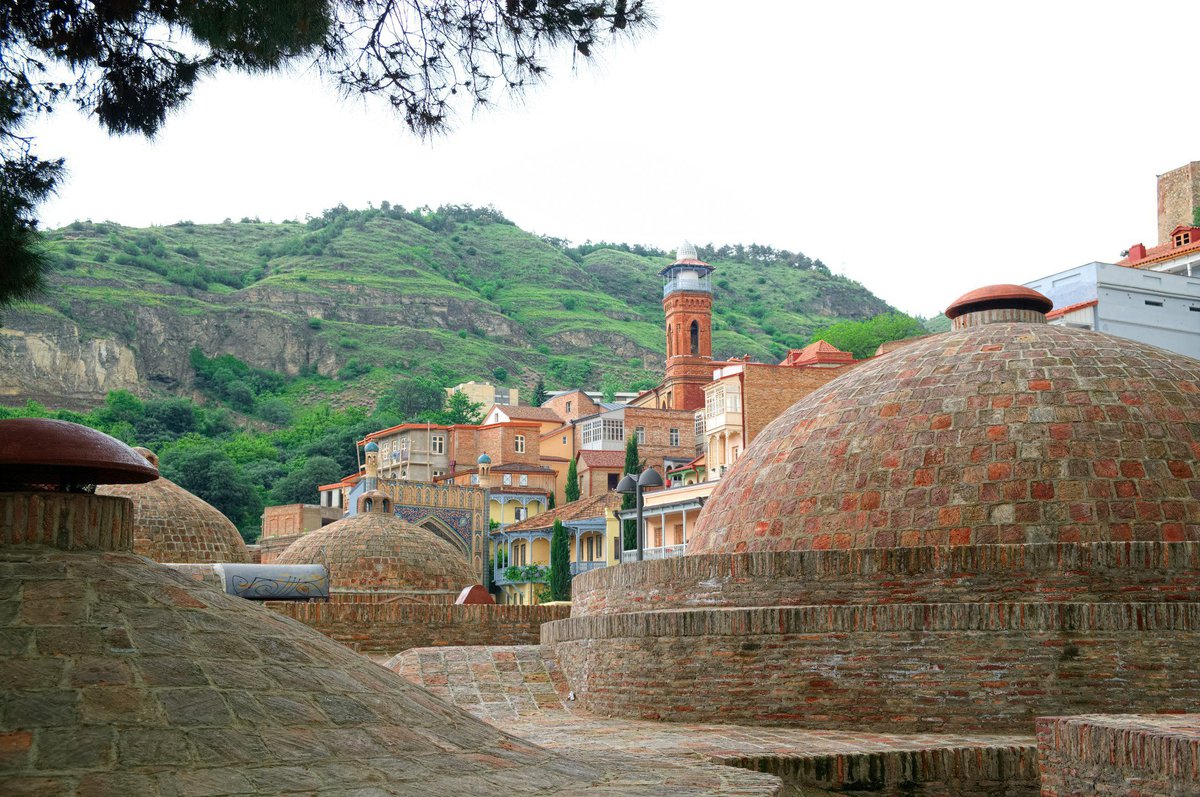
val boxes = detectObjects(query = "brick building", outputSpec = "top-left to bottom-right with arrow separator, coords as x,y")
258,503 -> 343,562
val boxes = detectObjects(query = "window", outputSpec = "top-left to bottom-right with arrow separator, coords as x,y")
519,474 -> 528,486
514,506 -> 527,521
1145,300 -> 1164,307
689,320 -> 699,354
670,428 -> 680,446
608,473 -> 620,490
603,419 -> 624,441
503,474 -> 512,485
562,435 -> 568,445
566,401 -> 572,413
586,536 -> 594,561
432,469 -> 446,478
515,434 -> 526,453
1176,232 -> 1192,247
431,434 -> 445,454
635,426 -> 645,444
470,474 -> 479,485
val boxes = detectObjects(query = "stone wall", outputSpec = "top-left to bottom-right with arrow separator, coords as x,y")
545,602 -> 1200,733
267,601 -> 571,653
1158,161 -> 1200,245
569,543 -> 1200,616
1037,714 -> 1200,796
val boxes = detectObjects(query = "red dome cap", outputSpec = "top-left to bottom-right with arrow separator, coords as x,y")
945,284 -> 1052,319
0,418 -> 158,489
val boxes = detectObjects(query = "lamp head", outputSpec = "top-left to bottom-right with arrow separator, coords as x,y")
637,468 -> 663,489
615,474 -> 637,494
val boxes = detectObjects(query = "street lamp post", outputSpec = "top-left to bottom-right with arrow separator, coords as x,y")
615,467 -> 662,562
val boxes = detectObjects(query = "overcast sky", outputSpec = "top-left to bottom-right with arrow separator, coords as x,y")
31,1 -> 1197,318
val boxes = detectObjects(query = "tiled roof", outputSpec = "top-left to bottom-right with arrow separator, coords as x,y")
782,340 -> 854,367
1118,226 -> 1200,268
494,405 -> 564,422
1046,299 -> 1098,320
500,492 -> 622,533
577,450 -> 626,470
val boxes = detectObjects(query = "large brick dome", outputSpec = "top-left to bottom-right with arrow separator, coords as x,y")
275,512 -> 477,601
689,321 -> 1200,554
98,449 -> 250,564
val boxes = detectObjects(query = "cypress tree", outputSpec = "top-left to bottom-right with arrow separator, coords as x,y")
550,519 -> 570,601
547,491 -> 556,510
565,457 -> 580,503
532,378 -> 548,407
621,434 -> 642,551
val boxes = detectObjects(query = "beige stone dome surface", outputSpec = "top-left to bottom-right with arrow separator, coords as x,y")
99,475 -> 250,564
274,513 -> 477,600
689,322 -> 1200,555
0,494 -> 777,796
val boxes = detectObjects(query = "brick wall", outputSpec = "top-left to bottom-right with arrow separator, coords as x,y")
543,391 -> 598,423
266,601 -> 571,653
1037,714 -> 1200,796
742,363 -> 858,445
545,602 -> 1200,732
625,407 -> 696,467
717,745 -> 1039,797
570,542 -> 1200,616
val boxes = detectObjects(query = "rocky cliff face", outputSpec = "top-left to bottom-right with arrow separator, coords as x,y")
5,213 -> 901,411
0,311 -> 140,410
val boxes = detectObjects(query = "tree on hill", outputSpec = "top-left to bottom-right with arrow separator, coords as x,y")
565,457 -> 581,503
268,456 -> 343,506
1,0 -> 650,306
159,443 -> 263,541
809,313 -> 926,360
532,378 -> 548,407
424,390 -> 483,425
377,377 -> 445,421
549,519 -> 570,601
621,433 -> 642,551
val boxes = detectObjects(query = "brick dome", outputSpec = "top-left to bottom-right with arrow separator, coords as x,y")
689,322 -> 1200,554
274,513 -> 476,600
98,448 -> 250,564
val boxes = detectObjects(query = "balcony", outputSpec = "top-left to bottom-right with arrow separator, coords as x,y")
570,561 -> 608,576
620,544 -> 686,563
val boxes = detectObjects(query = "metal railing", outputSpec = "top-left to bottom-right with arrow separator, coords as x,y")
570,561 -> 608,576
621,544 -> 686,563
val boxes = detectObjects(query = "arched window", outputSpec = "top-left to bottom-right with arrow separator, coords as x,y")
690,320 -> 700,355
667,325 -> 672,356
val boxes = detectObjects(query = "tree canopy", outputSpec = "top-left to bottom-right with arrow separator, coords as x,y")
0,0 -> 650,306
808,313 -> 927,360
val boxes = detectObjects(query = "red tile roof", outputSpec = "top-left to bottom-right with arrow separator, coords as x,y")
500,492 -> 622,533
782,340 -> 854,367
577,450 -> 626,470
1046,299 -> 1098,320
1118,226 -> 1200,268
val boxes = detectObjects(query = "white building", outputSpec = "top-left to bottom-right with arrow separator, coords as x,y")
1024,262 -> 1200,359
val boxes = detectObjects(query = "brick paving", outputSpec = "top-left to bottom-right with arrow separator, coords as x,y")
387,645 -> 1038,794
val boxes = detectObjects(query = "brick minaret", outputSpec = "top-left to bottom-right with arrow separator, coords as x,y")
659,241 -> 715,411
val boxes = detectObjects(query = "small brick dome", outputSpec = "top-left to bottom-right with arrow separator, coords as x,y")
689,322 -> 1200,554
98,448 -> 250,564
274,512 -> 476,600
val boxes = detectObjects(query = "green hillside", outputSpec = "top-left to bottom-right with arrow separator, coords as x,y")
1,204 -> 915,541
13,204 -> 897,412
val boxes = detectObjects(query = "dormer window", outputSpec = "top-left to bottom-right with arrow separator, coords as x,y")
1176,232 -> 1192,248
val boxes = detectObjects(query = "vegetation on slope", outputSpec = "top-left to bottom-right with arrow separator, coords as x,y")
4,204 -> 934,540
